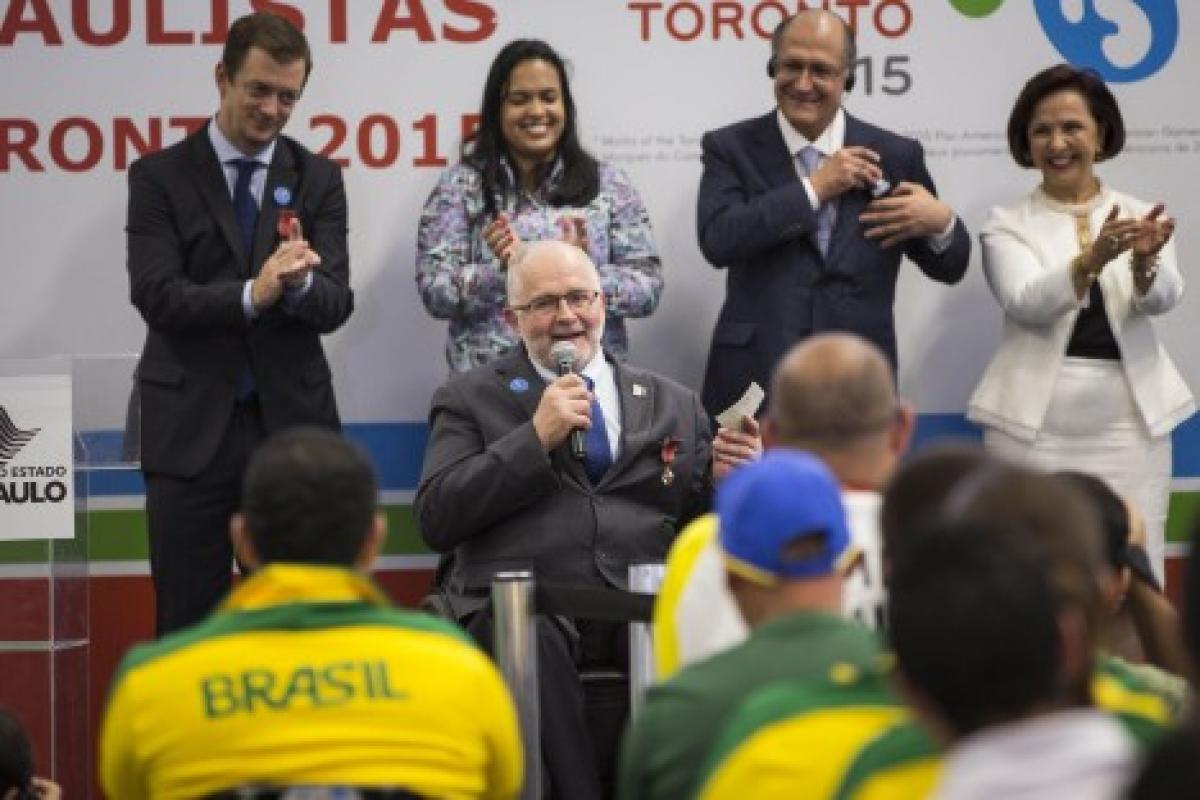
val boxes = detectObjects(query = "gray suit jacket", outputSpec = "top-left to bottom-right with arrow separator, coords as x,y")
415,347 -> 712,615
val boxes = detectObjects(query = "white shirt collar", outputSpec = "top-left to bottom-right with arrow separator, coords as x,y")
530,345 -> 609,386
776,107 -> 845,158
207,116 -> 276,168
529,346 -> 621,459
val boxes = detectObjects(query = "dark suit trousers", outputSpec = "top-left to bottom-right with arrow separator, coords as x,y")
145,396 -> 265,635
466,609 -> 629,800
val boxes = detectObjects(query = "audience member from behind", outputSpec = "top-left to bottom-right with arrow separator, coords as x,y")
621,451 -> 888,800
417,38 -> 662,372
1130,516 -> 1200,797
100,428 -> 521,800
1058,470 -> 1191,684
878,442 -> 991,580
654,332 -> 909,679
0,709 -> 60,800
890,522 -> 1137,799
968,63 -> 1194,585
836,459 -> 1181,799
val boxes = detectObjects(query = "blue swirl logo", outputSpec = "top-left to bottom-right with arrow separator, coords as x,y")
1032,0 -> 1177,82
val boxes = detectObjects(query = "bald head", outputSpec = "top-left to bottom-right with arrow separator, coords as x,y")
506,239 -> 596,302
772,9 -> 856,66
769,333 -> 897,449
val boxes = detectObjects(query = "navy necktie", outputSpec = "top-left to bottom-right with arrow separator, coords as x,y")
231,158 -> 261,260
231,158 -> 261,399
798,146 -> 833,257
582,376 -> 613,484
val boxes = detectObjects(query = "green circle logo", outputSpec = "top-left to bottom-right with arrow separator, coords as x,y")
950,0 -> 1006,17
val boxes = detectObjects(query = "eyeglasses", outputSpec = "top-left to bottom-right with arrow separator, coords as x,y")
774,59 -> 845,84
510,289 -> 600,316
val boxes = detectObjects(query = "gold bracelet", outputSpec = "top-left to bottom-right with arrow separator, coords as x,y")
1072,254 -> 1098,283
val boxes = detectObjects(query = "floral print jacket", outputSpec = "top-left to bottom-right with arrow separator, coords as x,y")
416,159 -> 663,372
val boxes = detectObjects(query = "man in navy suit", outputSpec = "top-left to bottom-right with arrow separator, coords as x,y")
697,9 -> 970,417
126,12 -> 353,634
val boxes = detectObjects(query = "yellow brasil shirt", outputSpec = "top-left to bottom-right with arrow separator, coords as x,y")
99,564 -> 522,800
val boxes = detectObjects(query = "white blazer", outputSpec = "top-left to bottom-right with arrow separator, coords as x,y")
968,185 -> 1194,441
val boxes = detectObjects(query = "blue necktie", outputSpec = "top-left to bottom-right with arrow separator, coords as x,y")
231,158 -> 261,261
582,376 -> 613,484
798,146 -> 833,257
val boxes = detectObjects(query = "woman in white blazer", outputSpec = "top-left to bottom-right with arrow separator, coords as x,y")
969,65 -> 1193,582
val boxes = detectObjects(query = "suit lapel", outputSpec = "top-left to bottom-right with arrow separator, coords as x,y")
255,140 -> 299,276
186,128 -> 246,273
749,112 -> 801,193
828,113 -> 877,265
492,347 -> 544,421
605,360 -> 656,481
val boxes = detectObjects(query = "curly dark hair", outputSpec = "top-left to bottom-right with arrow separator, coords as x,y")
462,39 -> 599,219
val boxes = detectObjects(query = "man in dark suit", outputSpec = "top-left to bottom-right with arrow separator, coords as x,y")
126,12 -> 353,635
697,9 -> 970,417
416,239 -> 737,798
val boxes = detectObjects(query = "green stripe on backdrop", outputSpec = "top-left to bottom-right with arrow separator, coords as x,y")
1167,492 -> 1200,544
0,505 -> 431,564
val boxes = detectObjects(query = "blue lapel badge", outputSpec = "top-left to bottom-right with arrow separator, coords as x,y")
273,185 -> 293,207
509,377 -> 530,393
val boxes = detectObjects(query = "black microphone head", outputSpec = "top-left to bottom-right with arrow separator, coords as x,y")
550,341 -> 578,375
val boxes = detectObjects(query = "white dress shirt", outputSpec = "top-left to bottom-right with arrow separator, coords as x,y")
532,347 -> 622,460
776,108 -> 955,248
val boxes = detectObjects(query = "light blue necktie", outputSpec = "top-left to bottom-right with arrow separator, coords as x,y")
798,146 -> 833,257
582,376 -> 613,484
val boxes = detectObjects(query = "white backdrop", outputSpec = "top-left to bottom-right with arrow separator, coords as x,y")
1,0 -> 1195,427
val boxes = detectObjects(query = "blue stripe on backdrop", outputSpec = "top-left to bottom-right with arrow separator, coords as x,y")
80,423 -> 430,497
78,413 -> 1200,498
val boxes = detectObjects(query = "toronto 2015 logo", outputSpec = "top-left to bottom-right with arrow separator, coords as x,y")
948,0 -> 1178,82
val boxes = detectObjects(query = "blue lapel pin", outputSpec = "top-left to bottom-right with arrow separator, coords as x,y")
509,377 -> 529,393
273,185 -> 292,207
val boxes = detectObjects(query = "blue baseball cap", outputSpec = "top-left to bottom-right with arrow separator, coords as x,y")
717,450 -> 850,584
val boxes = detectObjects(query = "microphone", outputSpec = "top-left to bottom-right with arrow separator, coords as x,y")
550,341 -> 586,461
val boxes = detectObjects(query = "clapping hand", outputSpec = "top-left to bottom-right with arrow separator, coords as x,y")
558,215 -> 589,255
1130,203 -> 1175,260
483,213 -> 522,268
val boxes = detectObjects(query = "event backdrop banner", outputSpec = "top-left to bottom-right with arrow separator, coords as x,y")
1,0 -> 1195,426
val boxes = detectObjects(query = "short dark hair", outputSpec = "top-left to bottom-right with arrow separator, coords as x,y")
880,443 -> 992,576
222,11 -> 312,83
771,10 -> 858,71
241,427 -> 378,566
0,708 -> 34,796
943,467 -> 1105,666
888,523 -> 1062,738
1007,63 -> 1124,168
1056,471 -> 1128,572
463,38 -> 598,219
